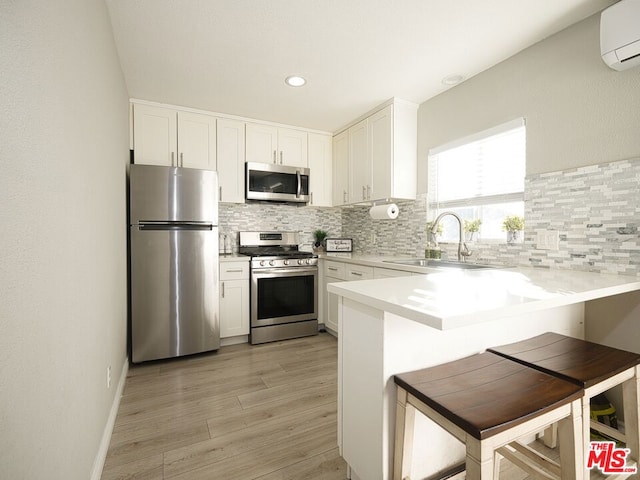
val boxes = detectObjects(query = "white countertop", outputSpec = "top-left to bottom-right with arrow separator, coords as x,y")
219,254 -> 249,262
327,266 -> 640,330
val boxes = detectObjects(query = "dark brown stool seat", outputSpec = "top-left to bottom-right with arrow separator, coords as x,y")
489,332 -> 640,479
393,352 -> 584,479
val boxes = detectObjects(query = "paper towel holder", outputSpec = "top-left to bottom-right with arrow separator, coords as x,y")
369,202 -> 400,220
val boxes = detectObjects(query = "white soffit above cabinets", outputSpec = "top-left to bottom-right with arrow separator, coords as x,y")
105,0 -> 615,132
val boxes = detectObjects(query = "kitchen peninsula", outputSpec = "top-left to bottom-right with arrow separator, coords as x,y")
328,267 -> 640,480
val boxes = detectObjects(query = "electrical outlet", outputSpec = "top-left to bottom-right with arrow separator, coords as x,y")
107,366 -> 112,389
536,230 -> 559,250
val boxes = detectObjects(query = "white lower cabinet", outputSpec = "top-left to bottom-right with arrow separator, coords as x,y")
345,264 -> 373,281
373,267 -> 413,279
320,260 -> 418,337
219,260 -> 250,342
322,260 -> 347,335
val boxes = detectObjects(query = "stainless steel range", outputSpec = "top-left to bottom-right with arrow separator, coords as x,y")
239,231 -> 318,344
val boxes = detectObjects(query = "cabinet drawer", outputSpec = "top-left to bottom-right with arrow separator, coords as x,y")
324,261 -> 346,280
346,264 -> 374,281
373,267 -> 412,279
220,261 -> 249,280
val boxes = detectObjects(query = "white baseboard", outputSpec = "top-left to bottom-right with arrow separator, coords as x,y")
90,357 -> 129,480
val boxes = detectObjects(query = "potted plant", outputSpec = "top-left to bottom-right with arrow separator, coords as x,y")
313,229 -> 328,252
502,215 -> 524,243
464,219 -> 482,241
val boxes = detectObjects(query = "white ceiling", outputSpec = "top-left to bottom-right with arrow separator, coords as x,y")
105,0 -> 614,133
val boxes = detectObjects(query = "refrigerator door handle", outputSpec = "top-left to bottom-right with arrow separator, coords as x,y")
138,222 -> 214,231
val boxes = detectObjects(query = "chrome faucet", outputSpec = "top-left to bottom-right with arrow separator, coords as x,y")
430,212 -> 472,262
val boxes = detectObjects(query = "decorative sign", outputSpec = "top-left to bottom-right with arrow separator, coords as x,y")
325,238 -> 353,252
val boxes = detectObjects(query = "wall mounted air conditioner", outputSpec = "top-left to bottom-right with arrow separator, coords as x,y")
600,0 -> 640,71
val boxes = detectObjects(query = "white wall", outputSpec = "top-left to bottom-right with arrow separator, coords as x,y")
417,13 -> 640,193
0,1 -> 129,478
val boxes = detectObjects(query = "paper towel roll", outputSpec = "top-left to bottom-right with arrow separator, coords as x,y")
369,203 -> 399,220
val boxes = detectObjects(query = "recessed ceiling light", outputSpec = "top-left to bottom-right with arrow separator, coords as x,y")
442,74 -> 465,86
285,75 -> 306,87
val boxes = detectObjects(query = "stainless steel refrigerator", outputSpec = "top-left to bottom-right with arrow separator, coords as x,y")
129,164 -> 219,363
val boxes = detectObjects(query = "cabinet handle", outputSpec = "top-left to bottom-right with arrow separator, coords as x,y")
225,269 -> 243,273
367,185 -> 371,200
362,186 -> 366,201
180,152 -> 184,167
343,190 -> 348,203
171,152 -> 175,167
219,186 -> 222,202
221,282 -> 225,298
280,151 -> 284,165
328,267 -> 338,271
350,272 -> 363,277
273,150 -> 277,164
310,192 -> 314,205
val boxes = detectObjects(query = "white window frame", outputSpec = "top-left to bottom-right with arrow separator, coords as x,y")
427,118 -> 526,242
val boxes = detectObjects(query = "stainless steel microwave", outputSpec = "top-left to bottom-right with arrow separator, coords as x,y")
246,162 -> 310,203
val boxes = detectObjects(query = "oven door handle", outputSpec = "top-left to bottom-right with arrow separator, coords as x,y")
252,267 -> 317,276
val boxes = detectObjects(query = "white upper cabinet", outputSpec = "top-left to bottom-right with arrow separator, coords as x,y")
334,99 -> 417,206
133,103 -> 216,170
348,119 -> 370,203
369,102 -> 417,201
308,133 -> 332,207
177,111 -> 217,170
216,118 -> 246,204
332,130 -> 350,206
246,123 -> 308,168
132,104 -> 177,166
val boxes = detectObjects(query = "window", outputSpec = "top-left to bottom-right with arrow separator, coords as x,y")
427,118 -> 526,242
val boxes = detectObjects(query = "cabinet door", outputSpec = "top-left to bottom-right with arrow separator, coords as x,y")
326,277 -> 344,334
308,133 -> 332,207
278,128 -> 308,167
220,279 -> 249,337
216,118 -> 246,203
245,123 -> 278,164
369,105 -> 393,200
133,104 -> 177,166
177,111 -> 217,170
348,119 -> 370,203
332,130 -> 349,206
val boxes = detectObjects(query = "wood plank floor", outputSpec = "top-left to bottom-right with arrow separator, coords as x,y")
101,333 -> 346,480
101,332 -> 585,480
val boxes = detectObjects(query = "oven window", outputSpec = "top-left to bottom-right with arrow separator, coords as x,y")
256,275 -> 315,319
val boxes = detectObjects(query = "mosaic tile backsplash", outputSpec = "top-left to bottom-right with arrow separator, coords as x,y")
219,202 -> 342,253
347,157 -> 640,276
221,156 -> 640,277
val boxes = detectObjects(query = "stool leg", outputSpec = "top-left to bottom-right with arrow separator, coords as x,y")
394,387 -> 415,480
466,437 -> 495,479
558,399 -> 584,480
622,366 -> 640,474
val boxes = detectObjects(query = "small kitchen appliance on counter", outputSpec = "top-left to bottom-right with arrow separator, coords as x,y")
239,231 -> 318,344
129,164 -> 220,363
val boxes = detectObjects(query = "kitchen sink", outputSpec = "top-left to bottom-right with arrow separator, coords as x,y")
383,259 -> 496,270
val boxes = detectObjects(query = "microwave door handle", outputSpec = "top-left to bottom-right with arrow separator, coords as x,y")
296,170 -> 301,198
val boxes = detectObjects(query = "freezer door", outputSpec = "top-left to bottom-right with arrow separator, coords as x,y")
130,226 -> 219,363
129,164 -> 218,224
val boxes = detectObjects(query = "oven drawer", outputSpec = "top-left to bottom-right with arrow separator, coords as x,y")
220,261 -> 249,280
324,260 -> 346,280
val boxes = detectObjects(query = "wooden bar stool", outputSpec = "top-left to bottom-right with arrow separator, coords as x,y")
393,352 -> 584,480
489,332 -> 640,479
